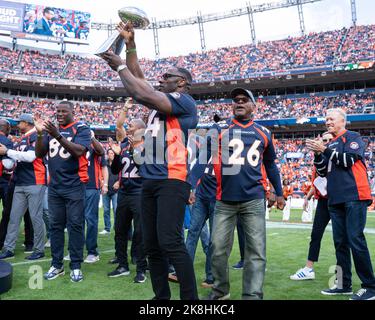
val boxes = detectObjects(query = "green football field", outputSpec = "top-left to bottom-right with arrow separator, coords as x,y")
1,208 -> 375,300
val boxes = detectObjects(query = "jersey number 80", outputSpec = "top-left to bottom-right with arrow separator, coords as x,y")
49,137 -> 73,159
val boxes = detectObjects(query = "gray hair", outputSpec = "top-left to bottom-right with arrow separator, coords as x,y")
326,108 -> 347,122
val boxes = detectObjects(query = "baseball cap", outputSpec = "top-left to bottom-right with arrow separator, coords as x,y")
230,87 -> 256,105
16,114 -> 34,124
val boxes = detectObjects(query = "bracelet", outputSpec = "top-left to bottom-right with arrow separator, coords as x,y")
117,64 -> 127,73
126,48 -> 137,54
56,134 -> 63,141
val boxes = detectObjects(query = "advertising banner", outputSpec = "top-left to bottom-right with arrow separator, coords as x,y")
0,0 -> 25,32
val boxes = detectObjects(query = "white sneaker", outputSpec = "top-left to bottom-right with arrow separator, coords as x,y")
64,254 -> 70,261
70,269 -> 84,283
45,239 -> 51,248
290,267 -> 315,280
64,228 -> 67,233
84,254 -> 100,263
99,230 -> 110,235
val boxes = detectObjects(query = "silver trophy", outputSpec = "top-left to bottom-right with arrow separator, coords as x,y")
95,7 -> 150,58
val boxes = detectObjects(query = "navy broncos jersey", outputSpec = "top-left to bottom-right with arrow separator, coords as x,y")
315,130 -> 372,206
43,121 -> 91,188
138,92 -> 198,183
213,118 -> 279,202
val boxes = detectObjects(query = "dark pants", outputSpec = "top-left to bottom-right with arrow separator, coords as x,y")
115,190 -> 147,273
237,219 -> 245,262
308,198 -> 330,262
0,181 -> 33,249
329,200 -> 375,290
49,184 -> 85,270
84,189 -> 100,256
141,179 -> 198,300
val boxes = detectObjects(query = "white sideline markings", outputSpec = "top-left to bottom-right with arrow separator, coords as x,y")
11,248 -> 115,267
269,233 -> 279,236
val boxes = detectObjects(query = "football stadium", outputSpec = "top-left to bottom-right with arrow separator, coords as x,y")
0,0 -> 374,304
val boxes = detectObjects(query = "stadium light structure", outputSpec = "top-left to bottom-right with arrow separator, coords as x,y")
91,0 -> 323,57
351,0 -> 357,26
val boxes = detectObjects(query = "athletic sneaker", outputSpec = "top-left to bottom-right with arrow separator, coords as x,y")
63,254 -> 70,261
350,288 -> 375,300
168,272 -> 178,283
201,279 -> 214,288
25,251 -> 45,260
134,272 -> 147,283
84,254 -> 100,263
321,284 -> 353,295
99,230 -> 110,235
232,260 -> 244,270
0,250 -> 14,260
44,266 -> 65,280
108,266 -> 130,278
24,245 -> 33,254
70,269 -> 84,283
205,292 -> 231,300
45,240 -> 51,248
108,257 -> 119,264
290,267 -> 315,280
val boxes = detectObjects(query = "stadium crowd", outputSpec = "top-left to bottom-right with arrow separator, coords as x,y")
0,24 -> 374,82
1,91 -> 374,126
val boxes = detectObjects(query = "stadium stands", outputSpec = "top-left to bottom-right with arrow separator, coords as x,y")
0,24 -> 374,82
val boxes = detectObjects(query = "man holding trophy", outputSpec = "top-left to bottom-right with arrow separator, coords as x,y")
100,7 -> 199,300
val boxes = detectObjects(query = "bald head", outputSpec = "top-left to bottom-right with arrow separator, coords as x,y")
0,119 -> 10,135
132,119 -> 146,130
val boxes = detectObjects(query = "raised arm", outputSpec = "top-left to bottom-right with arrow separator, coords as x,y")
103,52 -> 173,114
117,21 -> 145,80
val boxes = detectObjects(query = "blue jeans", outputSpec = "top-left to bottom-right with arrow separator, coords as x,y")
102,193 -> 118,232
329,200 -> 375,290
185,197 -> 216,282
84,189 -> 100,255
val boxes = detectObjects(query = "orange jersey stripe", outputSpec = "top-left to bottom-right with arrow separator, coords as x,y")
166,116 -> 188,182
78,154 -> 89,183
351,161 -> 372,201
254,127 -> 269,149
33,158 -> 46,185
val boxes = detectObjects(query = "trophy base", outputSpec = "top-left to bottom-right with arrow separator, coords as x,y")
94,30 -> 125,58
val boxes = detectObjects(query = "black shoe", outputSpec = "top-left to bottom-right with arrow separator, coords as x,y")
134,272 -> 147,283
24,245 -> 33,254
204,292 -> 230,300
25,251 -> 45,260
108,266 -> 130,278
108,257 -> 119,264
321,285 -> 353,295
0,250 -> 14,260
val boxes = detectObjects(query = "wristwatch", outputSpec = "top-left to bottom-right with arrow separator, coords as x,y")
117,64 -> 127,73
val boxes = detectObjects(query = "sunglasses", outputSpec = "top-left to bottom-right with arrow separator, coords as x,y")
162,73 -> 186,81
233,97 -> 250,103
322,139 -> 332,142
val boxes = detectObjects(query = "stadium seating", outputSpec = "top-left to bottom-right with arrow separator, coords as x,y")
0,24 -> 374,82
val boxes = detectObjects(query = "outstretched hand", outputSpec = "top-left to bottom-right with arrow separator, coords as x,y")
108,137 -> 121,155
102,52 -> 124,71
117,21 -> 135,45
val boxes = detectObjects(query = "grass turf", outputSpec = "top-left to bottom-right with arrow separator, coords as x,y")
1,208 -> 375,300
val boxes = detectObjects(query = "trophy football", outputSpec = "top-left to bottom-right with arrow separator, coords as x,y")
95,7 -> 150,58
